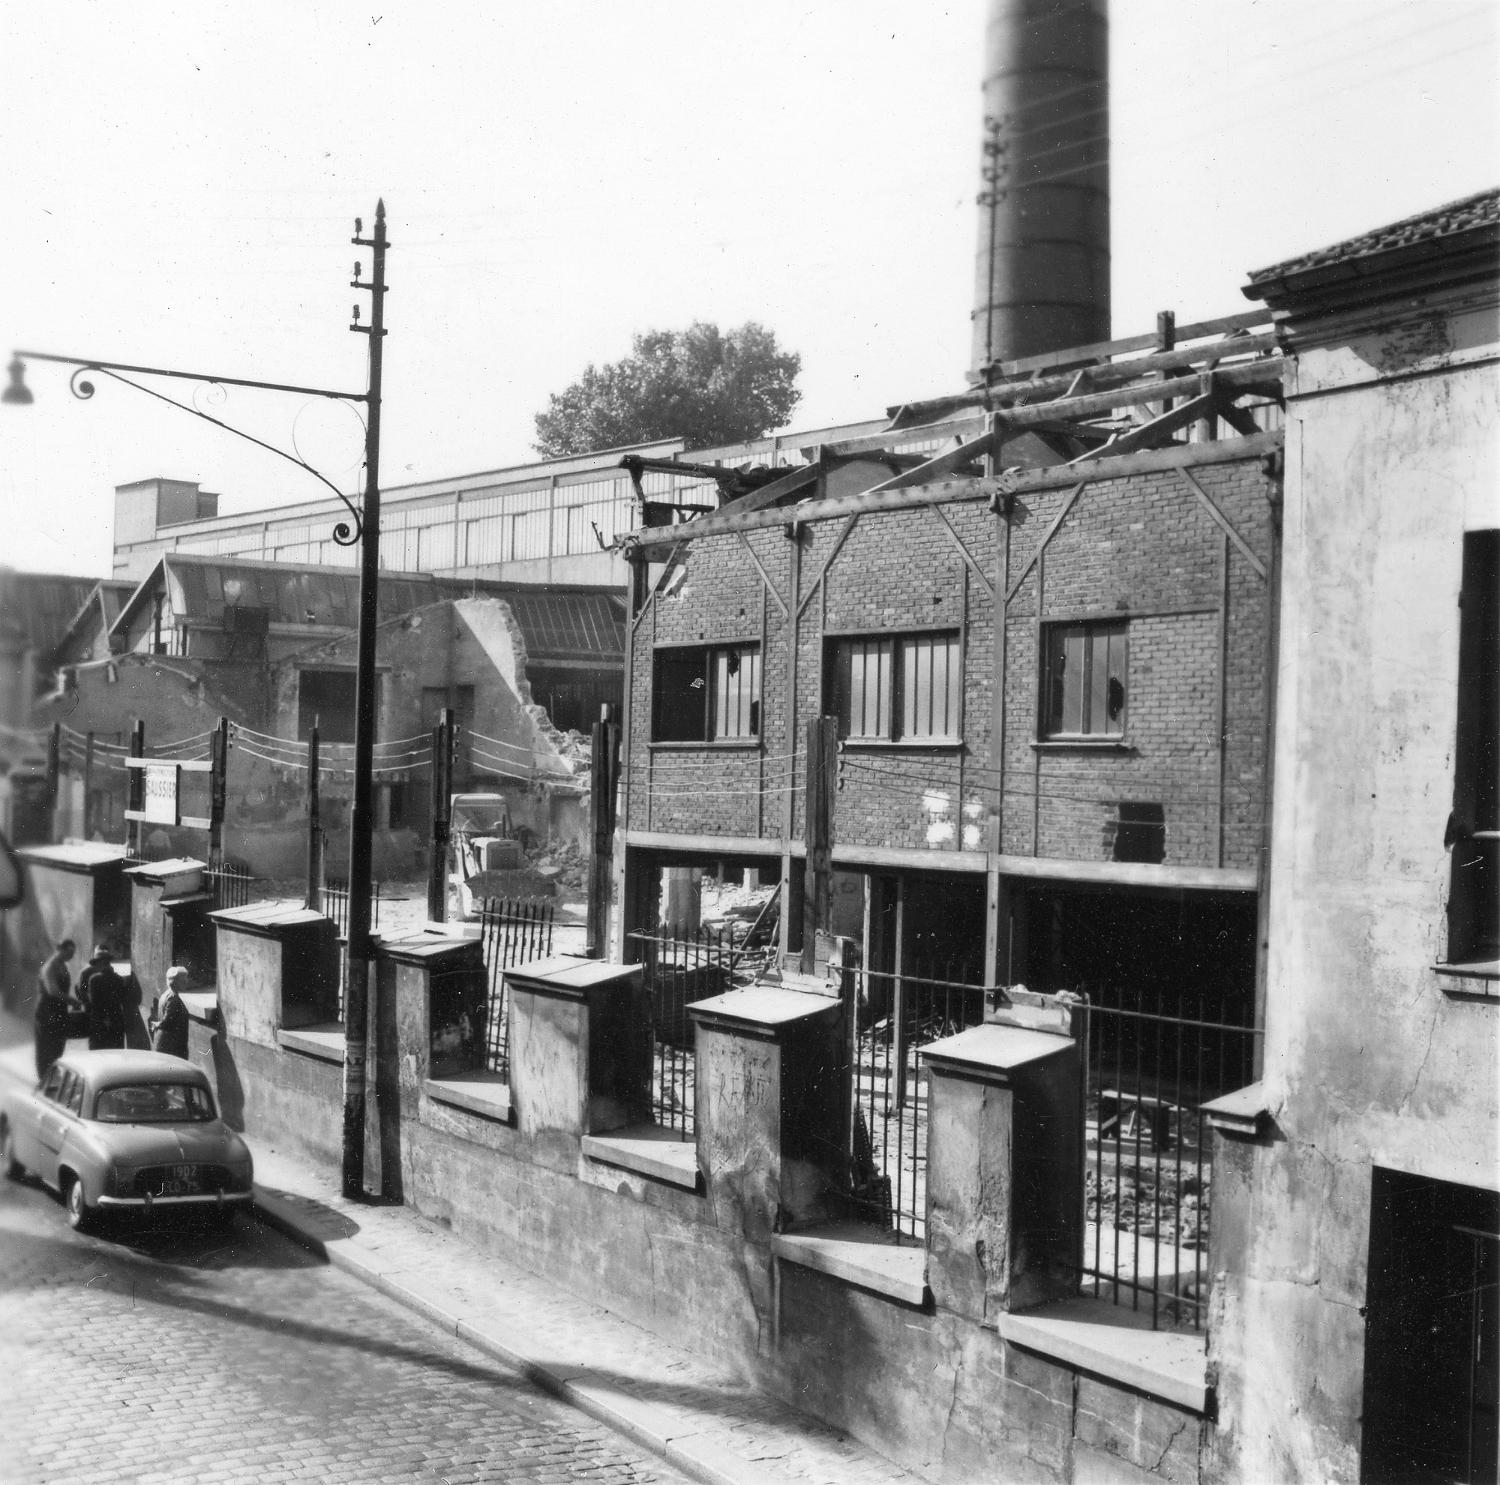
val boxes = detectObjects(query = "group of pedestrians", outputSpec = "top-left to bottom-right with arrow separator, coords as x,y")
33,939 -> 191,1080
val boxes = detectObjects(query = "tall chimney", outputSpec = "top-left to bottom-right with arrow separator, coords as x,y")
970,0 -> 1110,379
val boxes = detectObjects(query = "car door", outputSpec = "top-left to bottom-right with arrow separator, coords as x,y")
11,1066 -> 62,1171
36,1068 -> 80,1187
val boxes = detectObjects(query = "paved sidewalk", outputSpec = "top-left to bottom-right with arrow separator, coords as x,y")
0,1032 -> 921,1485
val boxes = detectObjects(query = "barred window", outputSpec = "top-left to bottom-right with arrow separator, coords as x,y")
1042,621 -> 1127,739
828,632 -> 960,743
653,643 -> 760,743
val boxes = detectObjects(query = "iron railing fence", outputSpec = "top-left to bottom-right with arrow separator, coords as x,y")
625,923 -> 760,1138
477,898 -> 555,1078
203,861 -> 253,913
838,959 -> 987,1244
323,876 -> 384,1020
1078,987 -> 1261,1332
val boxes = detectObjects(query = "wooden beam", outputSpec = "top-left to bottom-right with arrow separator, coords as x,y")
1068,391 -> 1218,465
1006,482 -> 1088,605
1176,467 -> 1268,580
889,332 -> 1282,427
735,531 -> 788,616
796,513 -> 862,617
862,428 -> 998,494
821,414 -> 989,457
927,502 -> 994,602
630,541 -> 685,632
631,429 -> 1284,549
712,461 -> 820,516
984,308 -> 1269,379
626,828 -> 787,857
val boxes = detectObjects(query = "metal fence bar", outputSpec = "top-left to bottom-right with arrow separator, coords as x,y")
324,875 -> 383,1022
478,897 -> 555,1079
625,924 -> 750,1140
845,960 -> 987,1245
1079,990 -> 1260,1331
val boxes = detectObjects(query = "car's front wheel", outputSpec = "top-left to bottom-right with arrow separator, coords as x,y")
0,1123 -> 23,1181
63,1174 -> 94,1232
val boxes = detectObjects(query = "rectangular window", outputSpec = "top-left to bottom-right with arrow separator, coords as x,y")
298,669 -> 360,744
1447,530 -> 1498,966
1042,621 -> 1127,738
828,632 -> 960,743
652,644 -> 760,743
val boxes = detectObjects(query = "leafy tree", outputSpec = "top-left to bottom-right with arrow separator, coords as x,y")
533,322 -> 801,458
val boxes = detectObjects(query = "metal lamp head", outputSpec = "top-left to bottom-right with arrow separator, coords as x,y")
1,357 -> 33,406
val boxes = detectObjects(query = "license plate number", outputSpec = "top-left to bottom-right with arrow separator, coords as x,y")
156,1164 -> 201,1195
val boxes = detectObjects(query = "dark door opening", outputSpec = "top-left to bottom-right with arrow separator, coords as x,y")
1363,1169 -> 1499,1484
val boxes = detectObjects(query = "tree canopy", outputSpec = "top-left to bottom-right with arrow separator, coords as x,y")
532,321 -> 801,459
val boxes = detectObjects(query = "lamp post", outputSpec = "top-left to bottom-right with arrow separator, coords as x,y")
5,200 -> 390,1202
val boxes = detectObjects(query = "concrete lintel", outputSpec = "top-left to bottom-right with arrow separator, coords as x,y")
211,901 -> 328,934
993,854 -> 1258,892
582,1125 -> 700,1190
688,985 -> 839,1039
179,990 -> 220,1027
18,842 -> 128,874
1202,1079 -> 1272,1139
773,1223 -> 930,1307
625,829 -> 790,858
381,932 -> 485,967
998,1297 -> 1209,1415
921,1023 -> 1074,1084
504,955 -> 641,1002
276,1024 -> 345,1063
424,1074 -> 513,1124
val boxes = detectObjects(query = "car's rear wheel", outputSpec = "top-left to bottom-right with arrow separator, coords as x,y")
0,1123 -> 23,1181
63,1173 -> 94,1232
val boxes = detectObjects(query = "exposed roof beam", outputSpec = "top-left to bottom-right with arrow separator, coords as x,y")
630,430 -> 1282,550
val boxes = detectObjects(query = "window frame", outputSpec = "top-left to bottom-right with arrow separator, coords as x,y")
1038,618 -> 1129,743
825,627 -> 964,747
650,640 -> 762,747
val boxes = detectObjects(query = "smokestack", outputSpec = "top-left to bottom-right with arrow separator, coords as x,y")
970,0 -> 1110,379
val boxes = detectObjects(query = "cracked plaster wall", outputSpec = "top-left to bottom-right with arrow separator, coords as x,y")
1209,299 -> 1500,1485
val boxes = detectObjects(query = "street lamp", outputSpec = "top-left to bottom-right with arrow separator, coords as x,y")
6,200 -> 390,1202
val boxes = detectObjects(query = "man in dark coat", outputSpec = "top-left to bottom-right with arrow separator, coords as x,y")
149,966 -> 191,1060
79,945 -> 129,1051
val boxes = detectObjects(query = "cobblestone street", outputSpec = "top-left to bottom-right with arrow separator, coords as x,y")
0,1178 -> 688,1485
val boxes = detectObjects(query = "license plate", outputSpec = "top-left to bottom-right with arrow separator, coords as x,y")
160,1179 -> 201,1195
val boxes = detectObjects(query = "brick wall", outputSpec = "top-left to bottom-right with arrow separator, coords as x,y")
625,455 -> 1275,873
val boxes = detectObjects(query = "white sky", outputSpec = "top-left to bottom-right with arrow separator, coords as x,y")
1,0 -> 1496,578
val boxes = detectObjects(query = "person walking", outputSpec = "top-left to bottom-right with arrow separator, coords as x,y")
33,939 -> 78,1080
149,966 -> 190,1060
79,945 -> 129,1051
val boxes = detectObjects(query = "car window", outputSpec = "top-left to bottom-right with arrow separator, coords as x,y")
61,1071 -> 84,1116
92,1083 -> 216,1124
39,1067 -> 64,1102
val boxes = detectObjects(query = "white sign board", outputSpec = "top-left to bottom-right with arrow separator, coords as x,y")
143,763 -> 180,826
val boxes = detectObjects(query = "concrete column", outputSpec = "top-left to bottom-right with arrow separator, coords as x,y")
380,932 -> 488,1096
14,842 -> 130,975
689,985 -> 845,1243
506,956 -> 649,1169
212,902 -> 341,1047
128,858 -> 213,1043
921,1023 -> 1081,1323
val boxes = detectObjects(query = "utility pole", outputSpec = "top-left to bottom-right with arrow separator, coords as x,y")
428,709 -> 453,923
305,725 -> 322,912
342,200 -> 388,1201
586,703 -> 620,958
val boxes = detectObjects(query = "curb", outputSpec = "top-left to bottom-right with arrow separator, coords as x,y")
249,1187 -> 763,1485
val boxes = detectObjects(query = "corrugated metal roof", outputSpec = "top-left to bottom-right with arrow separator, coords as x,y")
133,554 -> 624,665
0,570 -> 107,662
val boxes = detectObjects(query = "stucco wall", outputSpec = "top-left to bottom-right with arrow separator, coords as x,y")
1208,297 -> 1500,1484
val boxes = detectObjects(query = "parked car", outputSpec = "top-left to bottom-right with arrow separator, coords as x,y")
0,1050 -> 253,1231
